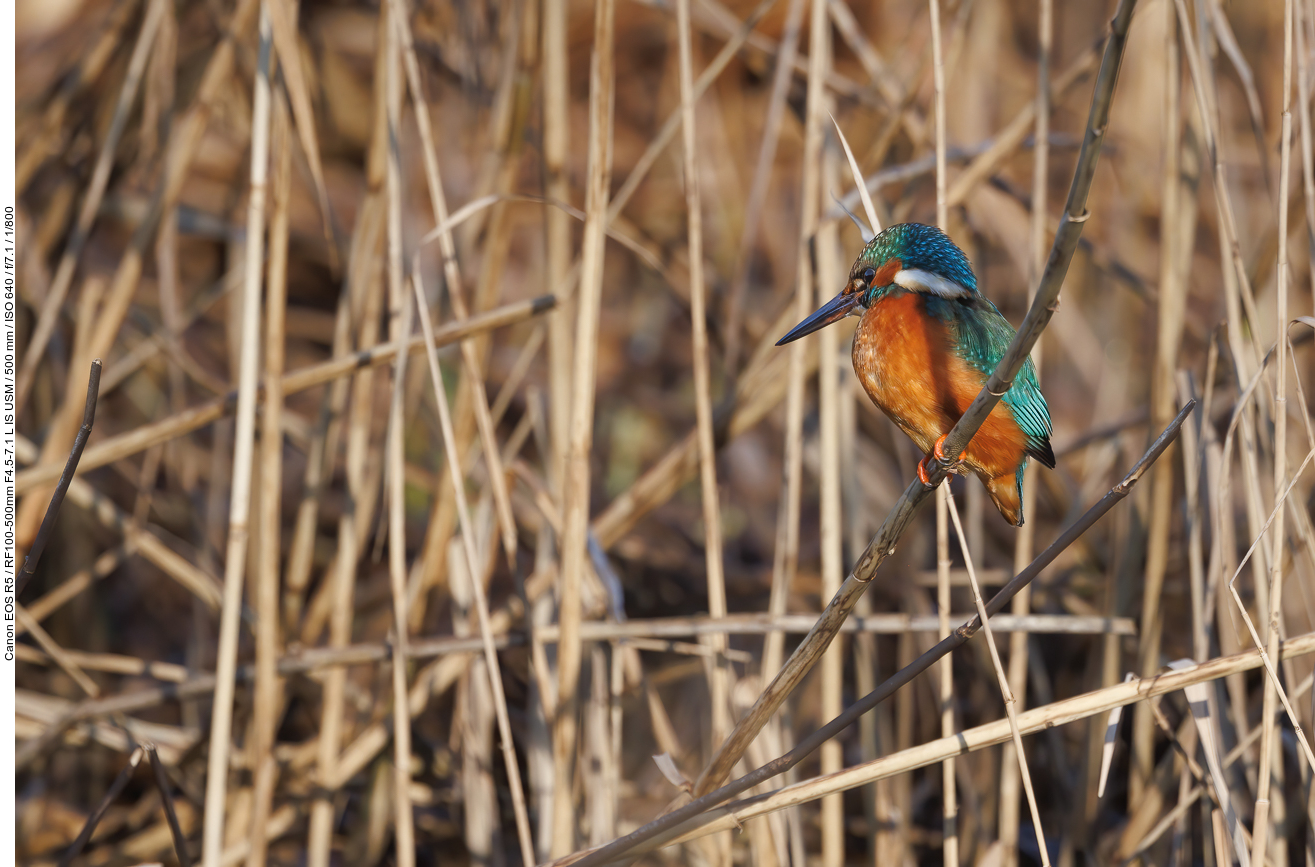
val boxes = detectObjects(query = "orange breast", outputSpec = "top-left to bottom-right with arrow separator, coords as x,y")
852,291 -> 1029,480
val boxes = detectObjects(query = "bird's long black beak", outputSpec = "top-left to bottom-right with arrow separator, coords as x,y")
775,290 -> 861,346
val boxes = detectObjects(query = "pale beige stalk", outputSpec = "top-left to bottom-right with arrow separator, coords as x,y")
201,5 -> 272,864
674,0 -> 732,808
552,0 -> 615,853
1253,3 -> 1296,862
244,98 -> 291,867
382,20 -> 416,864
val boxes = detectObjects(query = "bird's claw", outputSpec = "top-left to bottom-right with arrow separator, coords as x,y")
917,434 -> 956,487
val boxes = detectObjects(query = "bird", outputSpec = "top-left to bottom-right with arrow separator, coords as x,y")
776,222 -> 1054,526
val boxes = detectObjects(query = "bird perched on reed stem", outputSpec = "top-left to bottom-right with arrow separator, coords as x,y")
777,222 -> 1054,526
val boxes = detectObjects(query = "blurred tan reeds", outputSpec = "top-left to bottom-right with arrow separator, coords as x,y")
14,0 -> 1315,864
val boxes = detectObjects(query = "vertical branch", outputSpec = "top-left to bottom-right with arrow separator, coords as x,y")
200,4 -> 272,865
245,95 -> 291,867
382,16 -> 416,865
675,0 -> 731,783
1253,0 -> 1295,861
552,0 -> 616,853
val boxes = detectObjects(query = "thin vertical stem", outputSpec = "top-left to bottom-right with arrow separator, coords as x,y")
244,95 -> 291,867
552,0 -> 615,852
201,4 -> 271,865
1253,1 -> 1295,861
1001,1 -> 1049,859
818,144 -> 844,867
675,0 -> 731,781
929,3 -> 957,863
383,17 -> 416,865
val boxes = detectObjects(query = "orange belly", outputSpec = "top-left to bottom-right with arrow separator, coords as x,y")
851,291 -> 1029,483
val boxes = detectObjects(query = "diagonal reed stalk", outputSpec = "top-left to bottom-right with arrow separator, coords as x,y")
559,400 -> 1194,866
411,271 -> 537,863
944,486 -> 1049,866
692,0 -> 1140,800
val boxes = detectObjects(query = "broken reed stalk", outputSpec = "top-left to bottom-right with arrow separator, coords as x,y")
57,747 -> 145,867
16,359 -> 101,599
14,296 -> 554,494
199,5 -> 271,864
562,399 -> 1194,867
411,273 -> 537,863
15,0 -> 163,412
1253,0 -> 1295,860
944,487 -> 1049,866
552,0 -> 615,855
675,0 -> 732,765
693,0 -> 1139,799
382,19 -> 417,866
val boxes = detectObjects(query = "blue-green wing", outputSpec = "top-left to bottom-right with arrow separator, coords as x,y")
930,297 -> 1055,467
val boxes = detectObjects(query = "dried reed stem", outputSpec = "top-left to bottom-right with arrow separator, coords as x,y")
944,488 -> 1049,866
1253,1 -> 1296,861
817,145 -> 844,867
382,18 -> 416,863
412,273 -> 537,863
200,5 -> 271,864
244,96 -> 291,867
674,0 -> 732,780
927,1 -> 957,860
390,0 -> 519,571
1000,0 -> 1051,854
552,0 -> 615,853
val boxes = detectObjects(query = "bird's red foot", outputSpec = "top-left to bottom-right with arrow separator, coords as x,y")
917,434 -> 954,486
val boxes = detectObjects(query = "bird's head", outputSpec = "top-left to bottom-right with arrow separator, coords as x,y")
776,223 -> 979,345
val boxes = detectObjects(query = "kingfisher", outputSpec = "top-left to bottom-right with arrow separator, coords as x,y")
777,223 -> 1055,526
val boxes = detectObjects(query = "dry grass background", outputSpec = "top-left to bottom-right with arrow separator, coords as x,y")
12,0 -> 1315,864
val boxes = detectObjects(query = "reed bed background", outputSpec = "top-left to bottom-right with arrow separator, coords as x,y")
12,0 -> 1315,864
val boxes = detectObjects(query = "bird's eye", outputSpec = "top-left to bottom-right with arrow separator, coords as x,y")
862,267 -> 877,284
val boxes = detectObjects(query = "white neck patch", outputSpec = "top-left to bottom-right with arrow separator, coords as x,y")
893,268 -> 972,299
